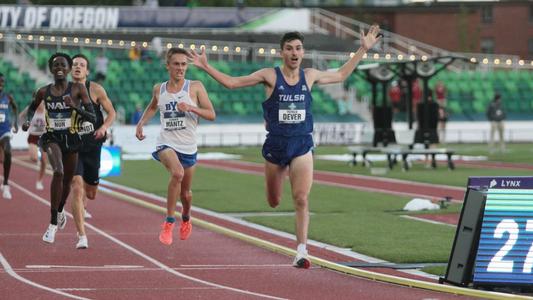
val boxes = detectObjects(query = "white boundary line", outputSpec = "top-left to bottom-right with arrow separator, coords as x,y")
0,252 -> 89,300
7,179 -> 286,300
400,215 -> 456,227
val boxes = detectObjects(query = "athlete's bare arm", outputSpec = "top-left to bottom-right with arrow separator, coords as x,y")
189,48 -> 276,91
22,87 -> 46,131
66,82 -> 96,124
179,81 -> 216,121
304,24 -> 381,87
135,84 -> 160,141
7,94 -> 18,133
91,82 -> 116,140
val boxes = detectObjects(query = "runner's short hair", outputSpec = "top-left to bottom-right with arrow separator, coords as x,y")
166,47 -> 189,64
72,54 -> 91,70
280,32 -> 304,49
48,52 -> 73,71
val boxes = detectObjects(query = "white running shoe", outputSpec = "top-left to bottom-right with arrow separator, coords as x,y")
84,209 -> 92,219
2,185 -> 11,200
57,211 -> 67,230
42,224 -> 58,243
292,250 -> 311,269
76,235 -> 88,249
36,181 -> 44,190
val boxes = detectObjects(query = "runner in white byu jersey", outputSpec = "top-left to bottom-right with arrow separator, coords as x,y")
135,47 -> 216,245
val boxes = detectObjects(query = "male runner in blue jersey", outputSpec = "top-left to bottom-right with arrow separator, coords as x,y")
0,73 -> 18,199
190,25 -> 381,268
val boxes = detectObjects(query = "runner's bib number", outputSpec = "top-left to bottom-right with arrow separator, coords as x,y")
279,109 -> 305,124
31,119 -> 46,134
78,121 -> 95,135
163,117 -> 186,131
50,118 -> 71,130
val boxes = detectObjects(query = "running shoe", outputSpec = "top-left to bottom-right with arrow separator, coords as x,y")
57,211 -> 67,230
42,224 -> 58,243
2,185 -> 11,199
36,181 -> 44,190
76,235 -> 88,249
159,221 -> 175,245
84,209 -> 92,219
292,250 -> 311,269
179,220 -> 192,240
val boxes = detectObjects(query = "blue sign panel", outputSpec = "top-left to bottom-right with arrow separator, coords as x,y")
99,146 -> 121,177
468,177 -> 533,286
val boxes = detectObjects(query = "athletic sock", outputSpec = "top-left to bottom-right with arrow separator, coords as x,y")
182,215 -> 190,222
166,216 -> 176,223
297,243 -> 307,254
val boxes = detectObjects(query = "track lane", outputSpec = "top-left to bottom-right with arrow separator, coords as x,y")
0,156 -> 491,299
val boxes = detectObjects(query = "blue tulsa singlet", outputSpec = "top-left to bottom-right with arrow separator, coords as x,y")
0,92 -> 11,135
262,67 -> 313,137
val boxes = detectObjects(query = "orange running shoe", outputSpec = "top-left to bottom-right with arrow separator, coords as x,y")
159,221 -> 175,245
180,220 -> 192,240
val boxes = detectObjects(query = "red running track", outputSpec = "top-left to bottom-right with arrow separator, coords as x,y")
0,157 -> 477,299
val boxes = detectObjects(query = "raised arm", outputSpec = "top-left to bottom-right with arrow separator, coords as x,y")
135,84 -> 160,141
306,24 -> 382,86
189,48 -> 272,90
178,81 -> 215,121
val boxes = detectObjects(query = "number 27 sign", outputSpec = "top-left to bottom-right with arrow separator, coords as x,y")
469,177 -> 533,285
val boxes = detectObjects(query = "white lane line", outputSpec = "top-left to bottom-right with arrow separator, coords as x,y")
400,215 -> 456,227
26,265 -> 144,269
8,179 -> 287,300
0,252 -> 89,300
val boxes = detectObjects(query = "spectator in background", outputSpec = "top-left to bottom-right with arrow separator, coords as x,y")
151,37 -> 164,58
388,81 -> 401,112
438,104 -> 448,144
131,103 -> 143,125
95,51 -> 109,83
434,80 -> 446,106
128,46 -> 141,61
487,93 -> 506,153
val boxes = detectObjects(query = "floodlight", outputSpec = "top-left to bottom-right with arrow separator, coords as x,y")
416,61 -> 435,77
370,65 -> 394,81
